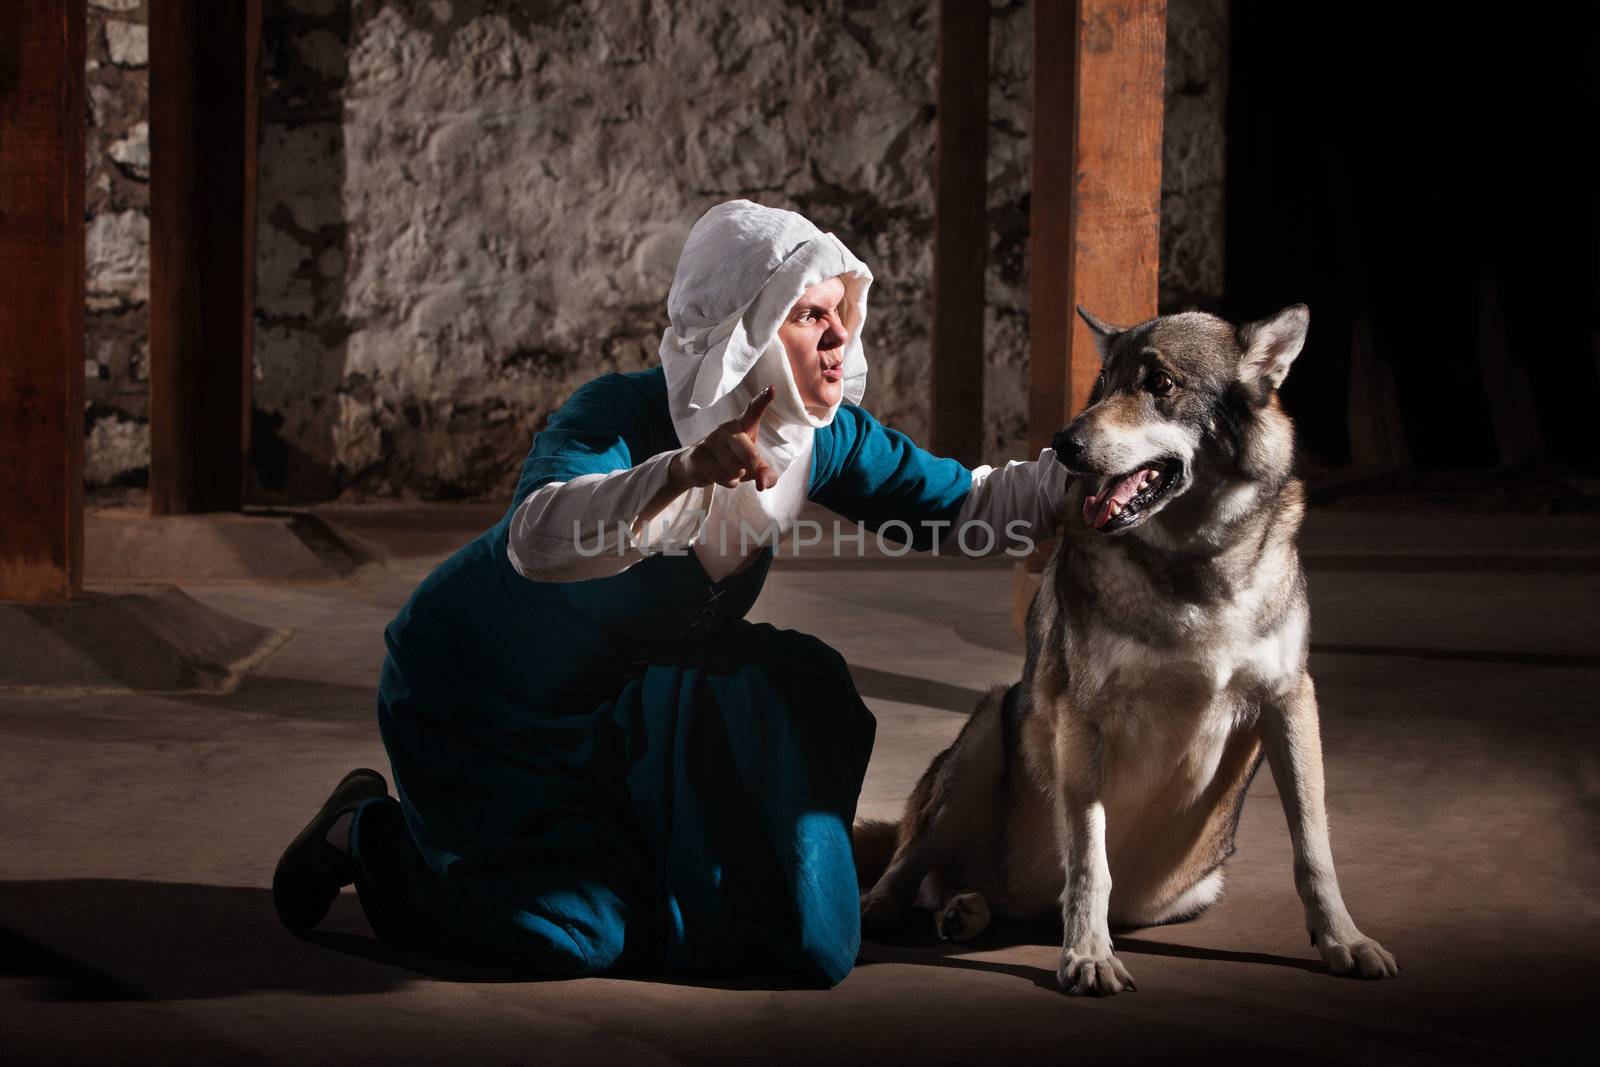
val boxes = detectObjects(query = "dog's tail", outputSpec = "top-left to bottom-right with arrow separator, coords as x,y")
851,817 -> 899,891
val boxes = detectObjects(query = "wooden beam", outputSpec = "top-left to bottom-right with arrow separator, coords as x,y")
148,0 -> 261,514
1028,0 -> 1167,453
1016,0 -> 1166,631
1346,314 -> 1410,469
1475,268 -> 1543,467
0,1 -> 86,603
930,0 -> 989,467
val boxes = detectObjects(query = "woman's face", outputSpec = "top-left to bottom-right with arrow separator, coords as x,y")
777,276 -> 851,416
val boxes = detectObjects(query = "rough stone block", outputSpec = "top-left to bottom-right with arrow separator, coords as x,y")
105,20 -> 147,67
108,120 -> 149,180
86,209 -> 149,309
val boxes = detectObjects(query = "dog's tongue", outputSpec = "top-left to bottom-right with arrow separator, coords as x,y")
1083,470 -> 1151,530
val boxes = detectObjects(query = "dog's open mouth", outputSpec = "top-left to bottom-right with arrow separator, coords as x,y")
1082,460 -> 1182,533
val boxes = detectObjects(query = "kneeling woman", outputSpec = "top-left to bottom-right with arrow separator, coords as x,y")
273,199 -> 1068,987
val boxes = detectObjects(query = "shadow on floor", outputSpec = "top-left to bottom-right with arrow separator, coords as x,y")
0,879 -> 524,1001
0,878 -> 937,1000
854,910 -> 1327,991
847,665 -> 993,715
0,923 -> 145,1001
1310,642 -> 1600,668
1,877 -> 1328,1006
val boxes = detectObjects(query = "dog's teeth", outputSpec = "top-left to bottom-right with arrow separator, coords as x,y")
1109,503 -> 1121,516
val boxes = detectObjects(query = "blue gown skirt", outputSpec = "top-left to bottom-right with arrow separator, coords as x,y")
345,539 -> 877,988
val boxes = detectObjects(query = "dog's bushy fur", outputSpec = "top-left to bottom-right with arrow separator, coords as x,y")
856,306 -> 1398,995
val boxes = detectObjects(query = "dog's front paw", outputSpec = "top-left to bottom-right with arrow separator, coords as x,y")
1315,930 -> 1398,980
859,892 -> 901,941
1056,948 -> 1136,996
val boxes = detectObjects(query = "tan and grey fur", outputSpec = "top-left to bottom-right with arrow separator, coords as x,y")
858,305 -> 1398,995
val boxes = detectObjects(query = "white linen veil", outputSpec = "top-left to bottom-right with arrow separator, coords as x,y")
658,200 -> 873,557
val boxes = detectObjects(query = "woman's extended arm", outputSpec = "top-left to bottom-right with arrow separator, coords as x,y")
936,448 -> 1068,557
809,404 -> 1069,558
506,444 -> 714,583
506,383 -> 779,583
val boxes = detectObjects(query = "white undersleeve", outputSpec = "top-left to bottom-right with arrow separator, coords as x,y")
505,444 -> 715,583
938,447 -> 1069,557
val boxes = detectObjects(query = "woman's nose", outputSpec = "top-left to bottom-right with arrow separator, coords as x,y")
819,315 -> 849,352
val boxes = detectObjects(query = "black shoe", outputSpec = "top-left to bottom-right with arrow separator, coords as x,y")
272,767 -> 389,932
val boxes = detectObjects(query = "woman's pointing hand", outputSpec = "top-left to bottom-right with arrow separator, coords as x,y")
674,386 -> 779,492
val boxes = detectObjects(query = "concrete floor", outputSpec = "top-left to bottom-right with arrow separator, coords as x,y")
2,506 -> 1597,1064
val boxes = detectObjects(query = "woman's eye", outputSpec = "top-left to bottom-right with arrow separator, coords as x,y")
1144,371 -> 1175,396
795,312 -> 814,324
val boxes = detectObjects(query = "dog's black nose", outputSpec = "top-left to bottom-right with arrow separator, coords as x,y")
1051,429 -> 1089,471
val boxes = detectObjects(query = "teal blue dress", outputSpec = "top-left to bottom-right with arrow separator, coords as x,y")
347,366 -> 972,987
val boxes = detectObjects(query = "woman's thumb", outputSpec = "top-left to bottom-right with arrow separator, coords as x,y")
739,385 -> 775,433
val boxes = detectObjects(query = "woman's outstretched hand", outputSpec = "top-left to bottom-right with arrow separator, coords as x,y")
672,386 -> 778,492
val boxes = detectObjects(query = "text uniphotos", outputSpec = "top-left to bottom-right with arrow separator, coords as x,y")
572,515 -> 1037,558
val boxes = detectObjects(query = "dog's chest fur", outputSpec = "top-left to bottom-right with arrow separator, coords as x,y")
1035,533 -> 1304,807
1076,610 -> 1296,810
1001,536 -> 1301,923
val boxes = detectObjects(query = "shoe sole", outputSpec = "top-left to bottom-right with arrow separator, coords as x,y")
273,768 -> 389,932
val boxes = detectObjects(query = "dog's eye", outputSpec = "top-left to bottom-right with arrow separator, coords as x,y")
1144,371 -> 1175,396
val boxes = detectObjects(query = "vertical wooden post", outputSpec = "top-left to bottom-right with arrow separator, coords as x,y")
148,0 -> 261,514
0,1 -> 86,603
1475,269 -> 1544,467
931,0 -> 990,467
1346,314 -> 1411,469
1028,0 -> 1167,453
1016,0 -> 1166,632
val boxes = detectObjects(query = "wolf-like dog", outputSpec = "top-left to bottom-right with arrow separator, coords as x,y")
857,305 -> 1398,995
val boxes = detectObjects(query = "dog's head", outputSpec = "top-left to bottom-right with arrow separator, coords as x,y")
1050,305 -> 1308,536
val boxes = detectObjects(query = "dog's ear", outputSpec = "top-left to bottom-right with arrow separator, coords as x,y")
1076,307 -> 1125,364
1238,304 -> 1309,392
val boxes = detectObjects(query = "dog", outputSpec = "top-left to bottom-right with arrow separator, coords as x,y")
856,304 -> 1398,995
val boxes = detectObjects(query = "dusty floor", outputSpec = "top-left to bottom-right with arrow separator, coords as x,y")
2,505 -> 1597,1065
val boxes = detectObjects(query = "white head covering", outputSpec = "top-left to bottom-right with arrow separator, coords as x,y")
659,199 -> 873,533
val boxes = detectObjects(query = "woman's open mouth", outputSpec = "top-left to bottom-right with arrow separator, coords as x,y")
822,362 -> 843,383
1082,459 -> 1182,532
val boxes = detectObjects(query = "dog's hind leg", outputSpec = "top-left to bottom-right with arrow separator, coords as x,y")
860,685 -> 1008,940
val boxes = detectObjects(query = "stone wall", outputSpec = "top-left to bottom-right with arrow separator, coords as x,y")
1161,0 -> 1228,312
84,0 -> 1228,500
84,0 -> 151,487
